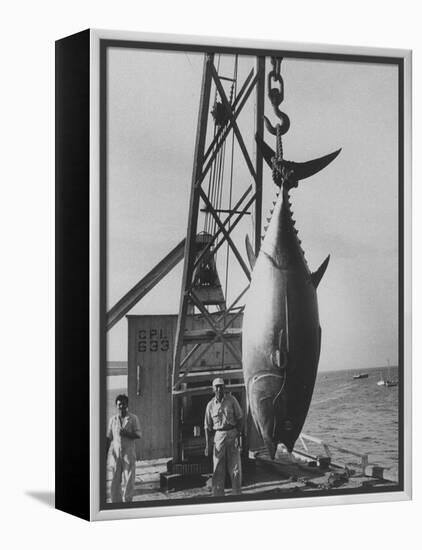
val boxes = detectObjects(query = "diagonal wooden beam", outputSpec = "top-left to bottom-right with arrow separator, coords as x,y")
174,311 -> 233,390
203,68 -> 256,164
217,285 -> 249,322
199,188 -> 251,281
221,305 -> 244,333
177,286 -> 248,380
193,184 -> 253,271
179,342 -> 201,369
178,335 -> 219,379
106,238 -> 186,330
210,63 -> 257,182
189,289 -> 221,331
208,192 -> 257,260
190,192 -> 257,291
189,290 -> 243,365
172,54 -> 215,462
197,75 -> 257,191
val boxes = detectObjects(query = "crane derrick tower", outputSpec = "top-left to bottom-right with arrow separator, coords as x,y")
171,53 -> 266,462
106,52 -> 266,468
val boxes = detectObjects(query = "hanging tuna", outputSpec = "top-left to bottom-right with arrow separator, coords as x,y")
242,57 -> 341,458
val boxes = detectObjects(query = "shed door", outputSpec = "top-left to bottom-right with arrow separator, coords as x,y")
128,316 -> 176,460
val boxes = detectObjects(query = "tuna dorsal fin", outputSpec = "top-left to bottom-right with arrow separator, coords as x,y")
245,234 -> 257,270
311,255 -> 330,288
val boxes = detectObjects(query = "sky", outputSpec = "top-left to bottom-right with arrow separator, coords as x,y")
106,47 -> 398,371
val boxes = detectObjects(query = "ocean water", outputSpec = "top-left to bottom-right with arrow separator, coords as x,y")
302,366 -> 399,479
106,364 -> 399,479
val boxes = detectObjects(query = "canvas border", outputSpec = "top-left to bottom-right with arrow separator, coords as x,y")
88,29 -> 412,521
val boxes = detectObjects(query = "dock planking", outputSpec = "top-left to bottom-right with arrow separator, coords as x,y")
105,447 -> 397,503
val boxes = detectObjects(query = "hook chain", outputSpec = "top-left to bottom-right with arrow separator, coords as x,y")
265,57 -> 294,187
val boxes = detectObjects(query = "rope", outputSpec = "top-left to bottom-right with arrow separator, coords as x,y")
205,123 -> 218,235
200,55 -> 239,329
220,55 -> 238,366
204,55 -> 222,236
224,55 -> 238,301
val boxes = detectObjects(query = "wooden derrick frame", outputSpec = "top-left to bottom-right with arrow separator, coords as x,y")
171,53 -> 266,461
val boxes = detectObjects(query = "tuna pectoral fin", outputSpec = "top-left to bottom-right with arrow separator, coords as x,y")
255,134 -> 341,181
311,255 -> 330,288
245,234 -> 256,270
272,329 -> 288,370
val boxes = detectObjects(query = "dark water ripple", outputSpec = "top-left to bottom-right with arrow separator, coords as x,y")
302,367 -> 399,478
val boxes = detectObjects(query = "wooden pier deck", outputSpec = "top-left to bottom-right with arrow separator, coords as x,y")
106,447 -> 398,503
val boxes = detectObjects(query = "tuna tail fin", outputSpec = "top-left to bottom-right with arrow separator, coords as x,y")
311,255 -> 330,288
285,150 -> 342,181
245,234 -> 257,270
255,134 -> 341,182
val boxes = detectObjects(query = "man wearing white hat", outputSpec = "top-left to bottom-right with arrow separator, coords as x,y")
204,378 -> 243,496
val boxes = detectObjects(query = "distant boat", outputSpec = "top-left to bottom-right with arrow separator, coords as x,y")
377,361 -> 398,387
377,378 -> 398,387
353,373 -> 369,379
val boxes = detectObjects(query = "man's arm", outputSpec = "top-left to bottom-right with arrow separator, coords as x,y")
204,428 -> 213,457
120,415 -> 141,439
204,403 -> 212,457
106,418 -> 113,456
120,429 -> 140,439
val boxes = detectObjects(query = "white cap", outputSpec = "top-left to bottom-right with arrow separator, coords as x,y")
212,377 -> 225,388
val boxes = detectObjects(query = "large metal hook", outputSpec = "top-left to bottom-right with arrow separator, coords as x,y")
264,115 -> 291,136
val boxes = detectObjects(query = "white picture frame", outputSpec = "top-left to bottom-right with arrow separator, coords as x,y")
55,29 -> 412,521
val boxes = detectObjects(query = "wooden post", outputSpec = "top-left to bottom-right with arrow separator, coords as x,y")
171,55 -> 264,465
172,53 -> 214,462
299,434 -> 309,453
361,454 -> 369,475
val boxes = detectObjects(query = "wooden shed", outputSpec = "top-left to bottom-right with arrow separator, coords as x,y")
127,313 -> 247,461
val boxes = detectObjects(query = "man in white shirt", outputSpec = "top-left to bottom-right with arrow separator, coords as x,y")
106,394 -> 141,503
204,378 -> 243,496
